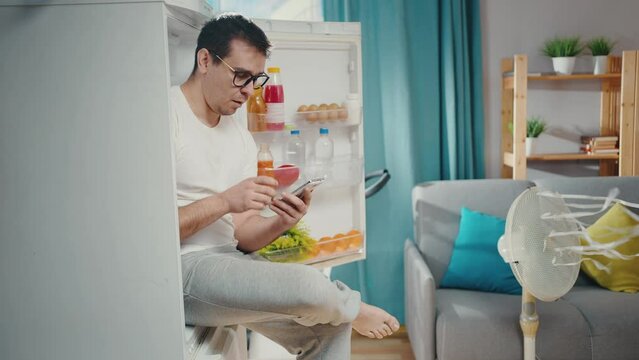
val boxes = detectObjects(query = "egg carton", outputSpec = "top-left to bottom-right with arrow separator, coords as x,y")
295,103 -> 349,123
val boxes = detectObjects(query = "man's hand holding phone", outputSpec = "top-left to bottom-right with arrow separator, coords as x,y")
289,177 -> 326,198
270,177 -> 324,227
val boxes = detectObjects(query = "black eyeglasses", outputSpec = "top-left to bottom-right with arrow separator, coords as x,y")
211,51 -> 270,89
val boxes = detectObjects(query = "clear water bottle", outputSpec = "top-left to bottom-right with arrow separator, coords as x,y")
314,127 -> 333,179
285,129 -> 306,167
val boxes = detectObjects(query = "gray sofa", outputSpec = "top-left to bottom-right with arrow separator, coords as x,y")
405,177 -> 639,360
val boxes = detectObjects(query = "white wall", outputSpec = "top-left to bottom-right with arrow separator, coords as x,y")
481,0 -> 639,179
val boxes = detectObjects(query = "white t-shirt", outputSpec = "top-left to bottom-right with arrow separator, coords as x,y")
170,86 -> 257,255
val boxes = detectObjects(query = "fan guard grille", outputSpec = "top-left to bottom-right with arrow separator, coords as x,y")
505,187 -> 581,301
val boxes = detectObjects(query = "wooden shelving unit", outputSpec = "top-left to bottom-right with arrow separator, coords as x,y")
500,51 -> 639,179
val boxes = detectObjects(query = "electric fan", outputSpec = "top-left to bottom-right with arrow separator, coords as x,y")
497,187 -> 581,360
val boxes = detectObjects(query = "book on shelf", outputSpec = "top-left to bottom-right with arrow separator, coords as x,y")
580,135 -> 619,153
503,71 -> 615,78
583,141 -> 617,147
581,135 -> 618,143
580,145 -> 619,154
502,71 -> 545,77
592,149 -> 619,154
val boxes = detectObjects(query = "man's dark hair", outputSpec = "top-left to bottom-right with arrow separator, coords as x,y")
192,13 -> 271,74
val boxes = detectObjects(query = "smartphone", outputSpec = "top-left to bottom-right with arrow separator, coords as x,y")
289,177 -> 326,197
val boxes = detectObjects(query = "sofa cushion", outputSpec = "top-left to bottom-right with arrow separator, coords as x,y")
581,203 -> 639,293
562,287 -> 639,360
412,179 -> 534,286
533,176 -> 639,288
440,208 -> 521,294
436,289 -> 591,360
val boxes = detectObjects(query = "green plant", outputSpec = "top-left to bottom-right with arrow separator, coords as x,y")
542,36 -> 584,57
587,37 -> 615,56
258,221 -> 317,262
527,116 -> 547,138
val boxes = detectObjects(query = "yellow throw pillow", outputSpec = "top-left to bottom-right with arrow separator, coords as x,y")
581,203 -> 639,293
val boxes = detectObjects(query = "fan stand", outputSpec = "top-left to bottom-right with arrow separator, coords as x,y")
520,289 -> 539,360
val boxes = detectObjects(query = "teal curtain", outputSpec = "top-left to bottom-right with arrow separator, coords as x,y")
324,0 -> 485,323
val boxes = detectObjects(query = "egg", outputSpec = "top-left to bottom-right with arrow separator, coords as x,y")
297,104 -> 308,112
307,104 -> 319,122
318,104 -> 328,122
337,105 -> 348,120
308,113 -> 319,122
328,103 -> 339,120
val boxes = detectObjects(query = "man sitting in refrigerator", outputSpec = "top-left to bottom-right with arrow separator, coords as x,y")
171,13 -> 400,359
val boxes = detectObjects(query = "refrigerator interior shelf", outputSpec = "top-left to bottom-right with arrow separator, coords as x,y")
249,118 -> 358,135
259,230 -> 364,264
305,155 -> 363,188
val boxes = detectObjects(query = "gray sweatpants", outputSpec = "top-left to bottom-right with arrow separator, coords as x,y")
181,247 -> 361,360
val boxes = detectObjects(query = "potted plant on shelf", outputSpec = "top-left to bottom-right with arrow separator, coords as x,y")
526,116 -> 547,156
587,37 -> 615,75
542,36 -> 584,75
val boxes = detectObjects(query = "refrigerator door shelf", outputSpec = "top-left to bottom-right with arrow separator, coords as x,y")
165,0 -> 214,21
184,325 -> 247,360
254,19 -> 360,36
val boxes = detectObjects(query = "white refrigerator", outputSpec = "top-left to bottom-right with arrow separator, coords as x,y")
0,1 -> 383,359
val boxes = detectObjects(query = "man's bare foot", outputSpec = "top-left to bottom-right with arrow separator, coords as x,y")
352,302 -> 400,339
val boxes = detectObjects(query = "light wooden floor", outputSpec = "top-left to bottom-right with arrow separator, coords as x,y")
351,327 -> 415,360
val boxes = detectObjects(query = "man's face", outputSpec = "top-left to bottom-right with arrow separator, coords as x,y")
200,39 -> 267,116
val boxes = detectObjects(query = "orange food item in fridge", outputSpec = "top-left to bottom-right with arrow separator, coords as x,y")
346,230 -> 363,249
333,233 -> 350,252
318,236 -> 336,253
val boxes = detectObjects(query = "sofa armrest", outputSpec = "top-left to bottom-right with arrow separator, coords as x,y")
404,239 -> 436,360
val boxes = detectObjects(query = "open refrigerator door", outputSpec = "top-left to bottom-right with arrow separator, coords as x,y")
166,14 -> 368,268
247,20 -> 367,268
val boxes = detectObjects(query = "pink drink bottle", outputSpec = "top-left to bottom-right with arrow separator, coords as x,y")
263,67 -> 285,131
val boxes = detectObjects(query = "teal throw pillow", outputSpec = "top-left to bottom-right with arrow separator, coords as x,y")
440,207 -> 521,295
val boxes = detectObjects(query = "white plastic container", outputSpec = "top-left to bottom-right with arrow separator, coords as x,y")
345,93 -> 361,124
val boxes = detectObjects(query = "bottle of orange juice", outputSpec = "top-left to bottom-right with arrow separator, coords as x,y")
247,87 -> 267,132
257,143 -> 274,178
